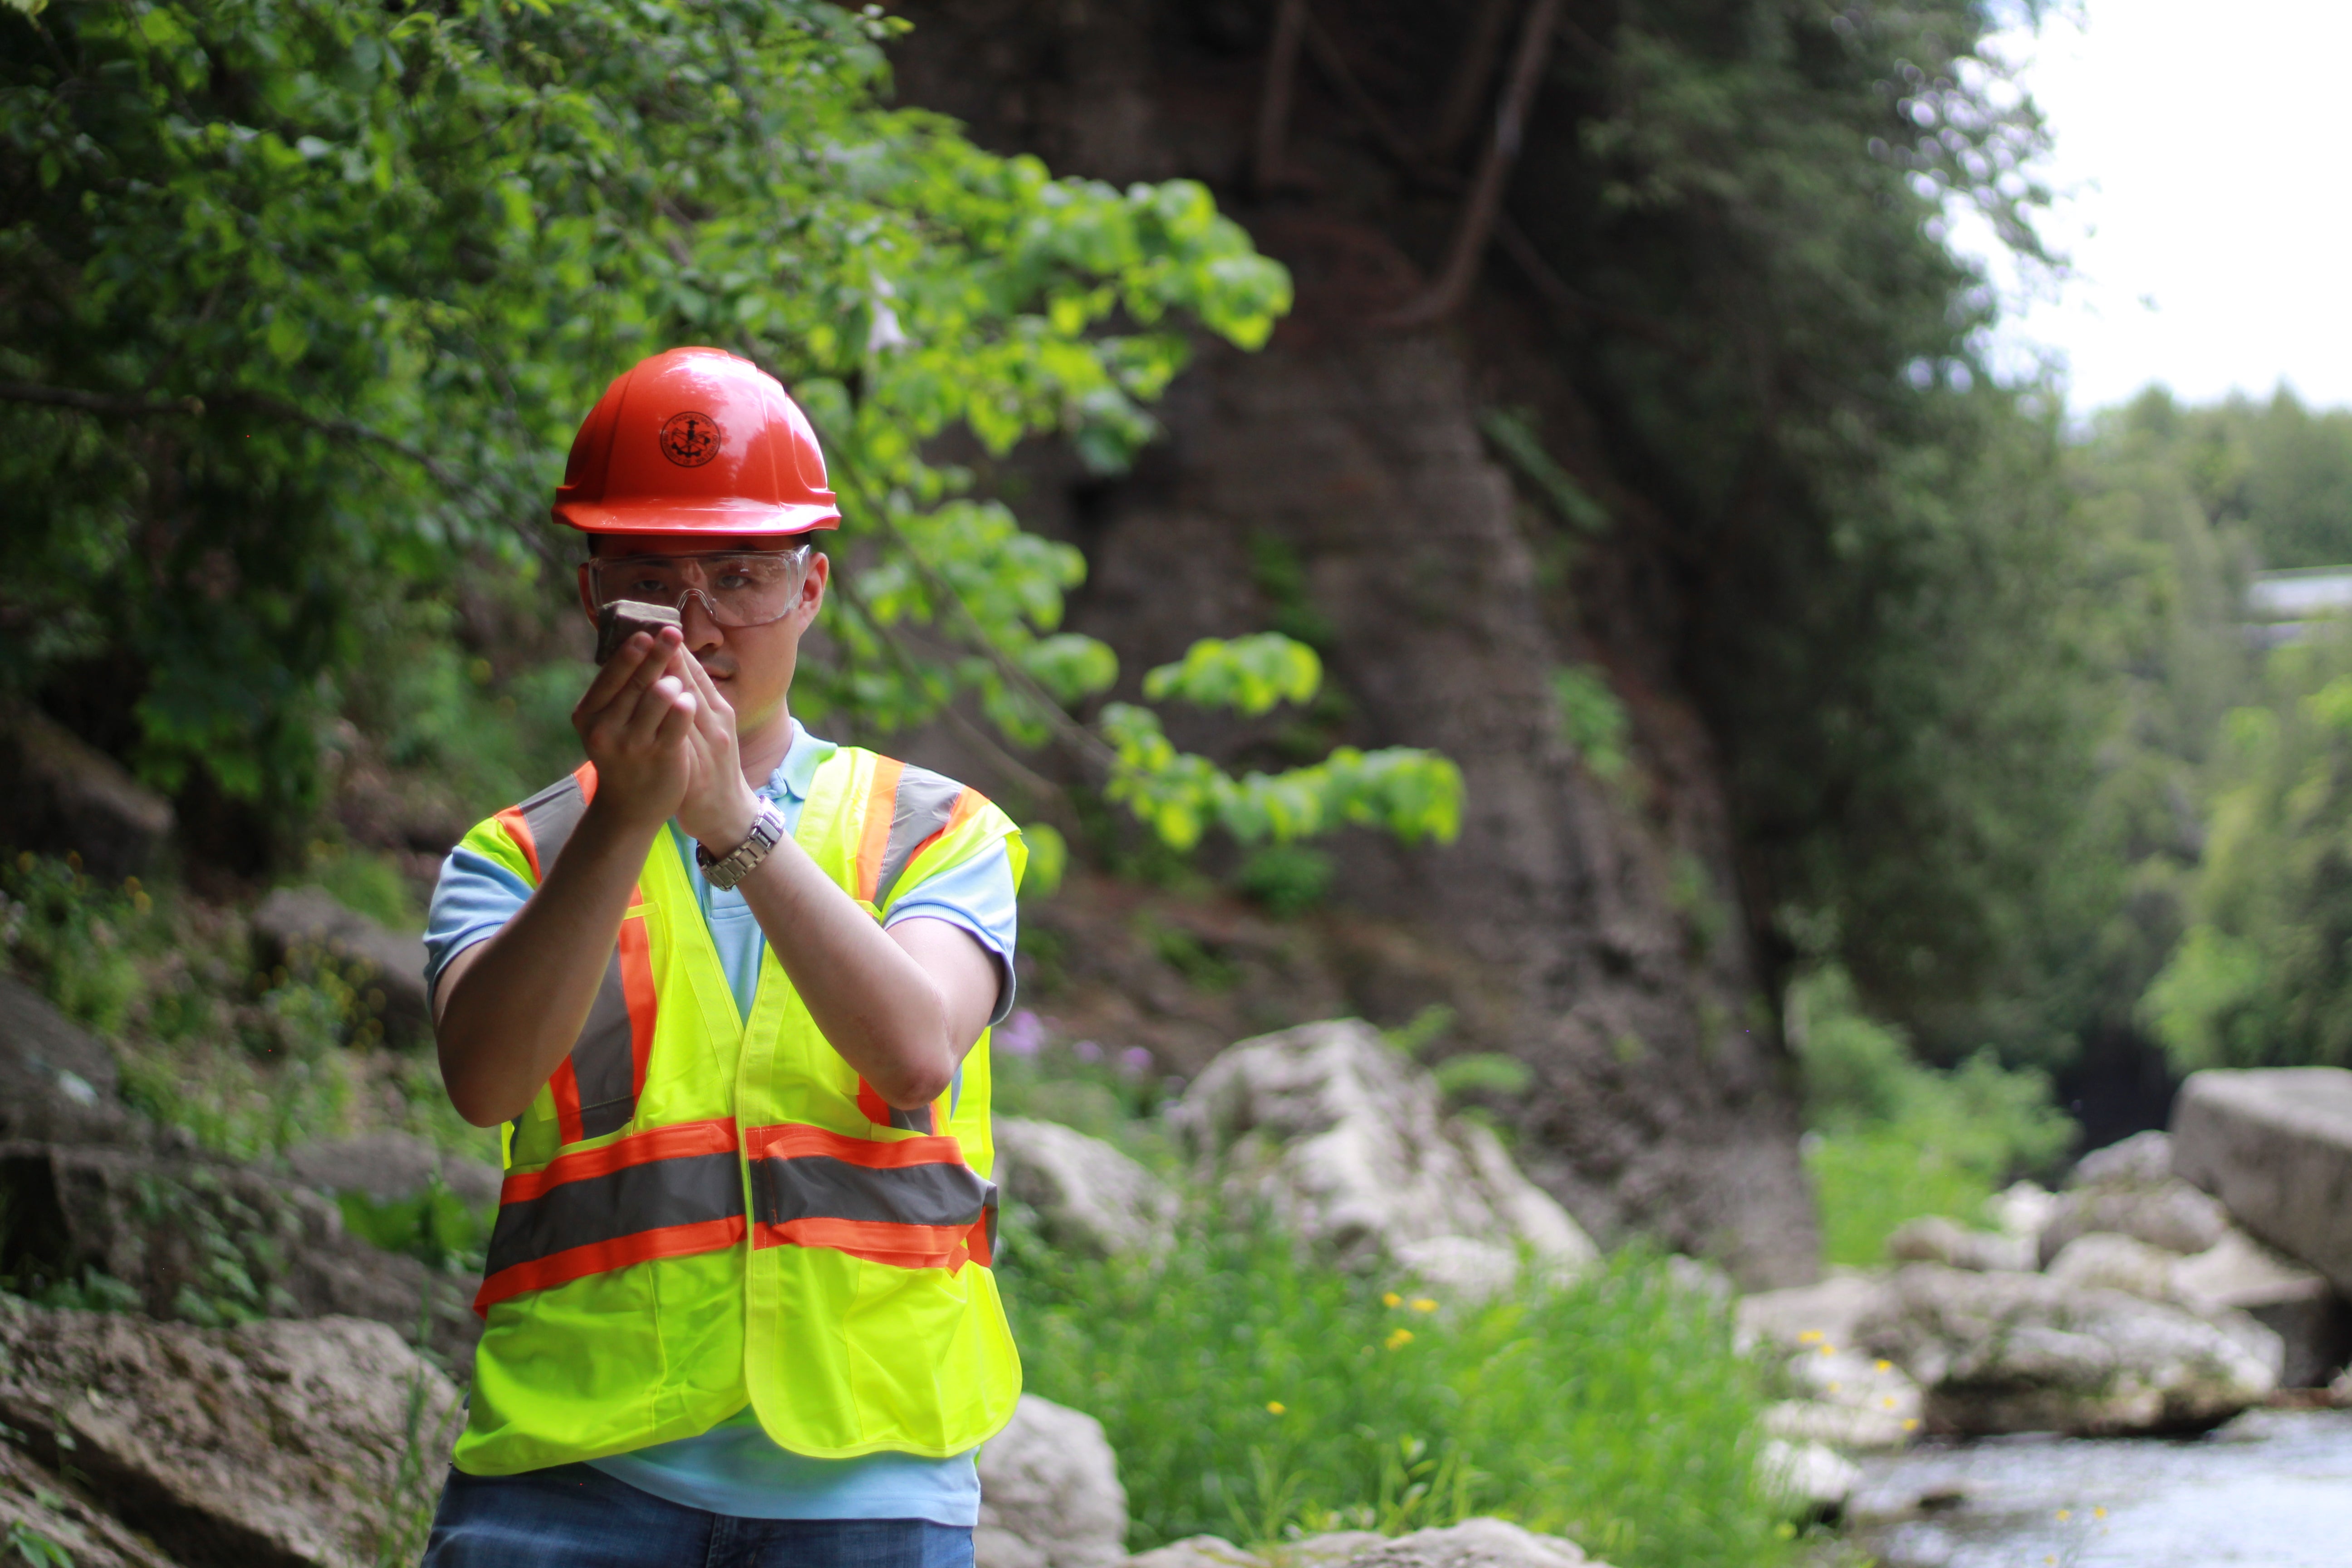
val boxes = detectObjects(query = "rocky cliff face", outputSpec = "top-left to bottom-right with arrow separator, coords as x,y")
890,1 -> 1817,1284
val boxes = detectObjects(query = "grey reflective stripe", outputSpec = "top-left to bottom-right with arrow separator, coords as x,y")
872,766 -> 967,911
573,953 -> 638,1138
516,772 -> 588,877
750,1154 -> 995,1232
883,1104 -> 934,1134
509,769 -> 640,1137
483,1150 -> 744,1280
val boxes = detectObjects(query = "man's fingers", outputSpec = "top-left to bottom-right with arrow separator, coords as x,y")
578,628 -> 661,712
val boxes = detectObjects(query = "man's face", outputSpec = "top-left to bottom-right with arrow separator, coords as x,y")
577,532 -> 829,736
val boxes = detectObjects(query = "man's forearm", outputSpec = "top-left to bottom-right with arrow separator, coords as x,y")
733,835 -> 972,1109
435,803 -> 659,1127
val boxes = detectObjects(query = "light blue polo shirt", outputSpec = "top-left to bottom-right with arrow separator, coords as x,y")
424,720 -> 1017,1524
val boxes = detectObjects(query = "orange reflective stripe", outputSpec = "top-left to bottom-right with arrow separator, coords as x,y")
744,1122 -> 965,1168
753,1216 -> 984,1271
498,1117 -> 738,1204
743,1121 -> 995,1275
853,757 -> 905,904
476,1216 -> 746,1313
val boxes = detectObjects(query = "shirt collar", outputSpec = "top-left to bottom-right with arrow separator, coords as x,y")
763,718 -> 836,803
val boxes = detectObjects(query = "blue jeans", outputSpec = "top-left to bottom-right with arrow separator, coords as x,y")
421,1464 -> 977,1568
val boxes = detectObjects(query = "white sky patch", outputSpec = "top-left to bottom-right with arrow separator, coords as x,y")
1952,1 -> 2352,415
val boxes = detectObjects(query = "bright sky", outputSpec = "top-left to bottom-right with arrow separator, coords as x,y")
1960,1 -> 2352,415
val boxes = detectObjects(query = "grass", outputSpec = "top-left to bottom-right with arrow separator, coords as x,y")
1001,1206 -> 1790,1568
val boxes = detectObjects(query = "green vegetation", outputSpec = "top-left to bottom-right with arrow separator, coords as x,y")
1792,968 -> 2074,1267
1004,1214 -> 1784,1568
0,0 -> 1455,871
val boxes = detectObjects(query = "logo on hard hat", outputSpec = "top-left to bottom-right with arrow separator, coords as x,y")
658,410 -> 723,468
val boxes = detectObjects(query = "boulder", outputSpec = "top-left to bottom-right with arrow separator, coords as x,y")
2045,1232 -> 2178,1299
1735,1272 -> 1892,1355
1170,1020 -> 1597,1282
250,887 -> 430,1045
1119,1520 -> 1610,1568
284,1129 -> 502,1211
976,1395 -> 1127,1568
2035,1179 -> 2231,1266
993,1118 -> 1176,1262
2172,1067 -> 2352,1298
1759,1438 -> 1861,1519
0,705 -> 175,882
2070,1129 -> 2174,1188
1886,1215 -> 2034,1273
0,1302 -> 461,1568
2168,1229 -> 2349,1388
1986,1180 -> 2060,1249
0,972 -> 142,1145
0,1436 -> 184,1568
1856,1262 -> 2279,1436
0,1140 -> 479,1372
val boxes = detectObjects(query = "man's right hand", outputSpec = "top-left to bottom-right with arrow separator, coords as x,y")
571,628 -> 701,829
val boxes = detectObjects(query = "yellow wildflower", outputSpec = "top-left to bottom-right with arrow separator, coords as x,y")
1266,1401 -> 1286,1415
1410,1298 -> 1437,1313
1383,1292 -> 1402,1308
1874,1359 -> 1891,1373
1901,1418 -> 1920,1432
2056,1510 -> 2072,1523
1798,1330 -> 1823,1343
1385,1328 -> 1414,1351
2093,1507 -> 2107,1520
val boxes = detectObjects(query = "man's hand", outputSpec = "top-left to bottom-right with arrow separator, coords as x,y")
572,628 -> 701,829
670,647 -> 764,851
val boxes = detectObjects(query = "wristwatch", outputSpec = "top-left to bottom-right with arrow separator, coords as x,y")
697,801 -> 786,890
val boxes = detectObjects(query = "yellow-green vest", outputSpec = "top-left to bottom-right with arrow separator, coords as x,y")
448,746 -> 1025,1476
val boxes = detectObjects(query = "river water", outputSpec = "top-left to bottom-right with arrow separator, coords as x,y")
1848,1408 -> 2352,1566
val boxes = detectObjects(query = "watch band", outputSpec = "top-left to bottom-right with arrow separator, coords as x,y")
696,801 -> 786,891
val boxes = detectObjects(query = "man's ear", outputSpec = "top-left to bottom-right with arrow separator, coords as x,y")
800,551 -> 830,624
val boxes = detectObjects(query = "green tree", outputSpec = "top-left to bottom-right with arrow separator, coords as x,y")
0,0 -> 1457,861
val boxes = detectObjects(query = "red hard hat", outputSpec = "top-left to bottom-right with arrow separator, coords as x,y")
551,347 -> 841,536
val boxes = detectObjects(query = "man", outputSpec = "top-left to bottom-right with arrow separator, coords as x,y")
420,347 -> 1024,1568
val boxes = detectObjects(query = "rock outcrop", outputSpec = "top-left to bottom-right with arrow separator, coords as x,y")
1856,1262 -> 2279,1436
1126,1519 -> 1611,1568
284,1129 -> 502,1211
1171,1019 -> 1596,1290
0,1302 -> 461,1568
994,1118 -> 1176,1263
976,1396 -> 1130,1568
0,705 -> 175,881
2172,1067 -> 2352,1298
250,887 -> 431,1045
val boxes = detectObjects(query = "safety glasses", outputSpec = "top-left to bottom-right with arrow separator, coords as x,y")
584,545 -> 813,629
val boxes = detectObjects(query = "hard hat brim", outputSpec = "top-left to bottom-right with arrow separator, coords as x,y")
552,499 -> 843,535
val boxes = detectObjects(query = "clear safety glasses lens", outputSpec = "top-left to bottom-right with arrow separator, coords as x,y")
588,548 -> 810,628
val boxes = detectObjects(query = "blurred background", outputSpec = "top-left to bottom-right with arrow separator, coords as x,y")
6,0 -> 2352,1563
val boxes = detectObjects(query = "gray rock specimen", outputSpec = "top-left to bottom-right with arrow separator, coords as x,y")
1171,1020 -> 1597,1285
2035,1179 -> 2231,1266
1857,1262 -> 2278,1436
993,1117 -> 1176,1262
1125,1519 -> 1612,1568
976,1395 -> 1128,1568
1886,1215 -> 2034,1273
251,886 -> 430,1044
0,1302 -> 461,1568
2172,1067 -> 2352,1298
0,705 -> 175,881
285,1129 -> 502,1210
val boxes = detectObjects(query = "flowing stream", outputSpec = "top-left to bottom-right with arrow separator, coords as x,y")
1848,1408 -> 2352,1566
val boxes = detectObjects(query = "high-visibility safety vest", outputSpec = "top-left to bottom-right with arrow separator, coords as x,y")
447,746 -> 1025,1476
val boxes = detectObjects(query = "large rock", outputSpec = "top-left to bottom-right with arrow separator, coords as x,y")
1735,1273 -> 1892,1355
0,705 -> 175,882
1759,1438 -> 1862,1520
2047,1226 -> 2351,1389
1170,1020 -> 1597,1284
1886,1215 -> 2034,1273
284,1129 -> 502,1210
2172,1067 -> 2352,1298
0,1435 -> 184,1568
2034,1179 -> 2231,1265
1856,1262 -> 2279,1436
1126,1519 -> 1611,1568
976,1395 -> 1128,1568
2070,1129 -> 2174,1188
0,972 -> 140,1145
0,1303 -> 461,1568
250,887 -> 430,1045
994,1117 -> 1176,1262
0,1139 -> 479,1372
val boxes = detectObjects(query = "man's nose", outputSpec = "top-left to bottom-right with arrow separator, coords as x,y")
676,589 -> 727,652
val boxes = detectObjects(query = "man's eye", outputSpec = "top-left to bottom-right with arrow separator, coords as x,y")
715,571 -> 752,591
627,578 -> 671,598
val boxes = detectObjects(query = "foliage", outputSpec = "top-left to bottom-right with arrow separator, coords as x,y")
339,1179 -> 489,1274
0,0 -> 1455,865
1549,667 -> 1630,783
1003,1210 -> 1786,1568
1791,967 -> 2074,1266
1232,844 -> 1334,918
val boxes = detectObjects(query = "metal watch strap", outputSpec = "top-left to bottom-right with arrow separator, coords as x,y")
697,801 -> 785,891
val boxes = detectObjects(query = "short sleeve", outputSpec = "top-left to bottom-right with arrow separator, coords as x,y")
424,846 -> 534,1003
882,841 -> 1019,1025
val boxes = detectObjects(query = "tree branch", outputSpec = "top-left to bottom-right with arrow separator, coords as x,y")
0,382 -> 204,418
1377,0 -> 1563,329
1254,0 -> 1312,196
1430,0 -> 1520,162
